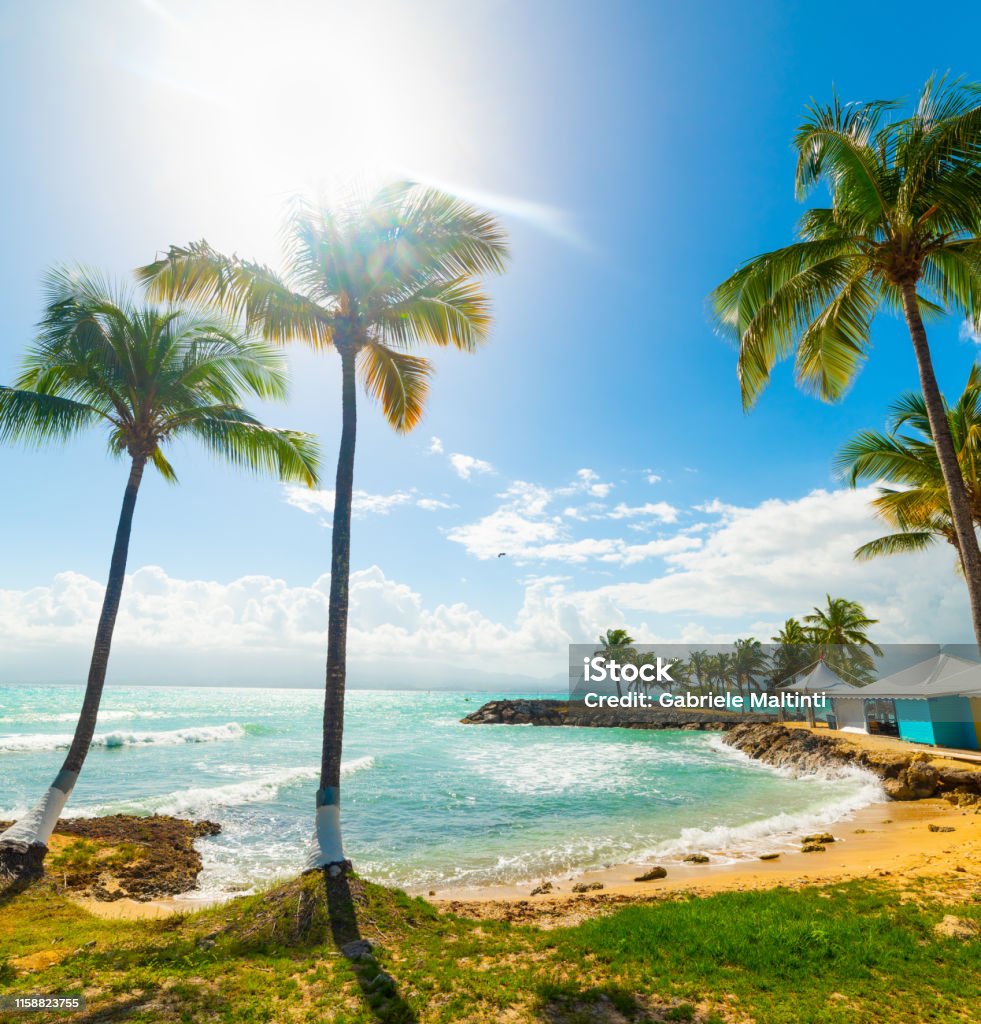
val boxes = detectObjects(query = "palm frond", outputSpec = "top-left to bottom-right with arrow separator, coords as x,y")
0,387 -> 105,446
178,408 -> 320,485
357,343 -> 432,433
854,531 -> 939,560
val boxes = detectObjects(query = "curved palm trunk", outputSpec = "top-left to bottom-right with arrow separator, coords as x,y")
0,456 -> 146,881
308,346 -> 357,874
900,283 -> 981,646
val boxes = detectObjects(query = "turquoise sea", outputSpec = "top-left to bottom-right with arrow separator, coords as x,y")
0,685 -> 884,898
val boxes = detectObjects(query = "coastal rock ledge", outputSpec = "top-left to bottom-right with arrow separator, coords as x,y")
460,699 -> 769,730
724,723 -> 981,801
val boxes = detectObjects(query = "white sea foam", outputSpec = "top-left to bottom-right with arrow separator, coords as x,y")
71,755 -> 377,820
0,722 -> 247,753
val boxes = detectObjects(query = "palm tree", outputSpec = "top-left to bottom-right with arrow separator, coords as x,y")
0,269 -> 318,881
710,76 -> 981,644
837,365 -> 981,563
804,595 -> 882,681
687,649 -> 712,696
769,618 -> 816,684
139,183 -> 508,874
594,629 -> 637,698
732,637 -> 769,697
709,651 -> 736,703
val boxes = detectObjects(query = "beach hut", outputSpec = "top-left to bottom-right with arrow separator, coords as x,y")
832,654 -> 981,751
780,661 -> 860,726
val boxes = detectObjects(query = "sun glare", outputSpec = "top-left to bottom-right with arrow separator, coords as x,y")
136,1 -> 475,225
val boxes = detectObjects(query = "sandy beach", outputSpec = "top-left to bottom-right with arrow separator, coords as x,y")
428,798 -> 981,918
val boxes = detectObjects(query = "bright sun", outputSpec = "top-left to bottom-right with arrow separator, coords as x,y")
137,1 -> 475,219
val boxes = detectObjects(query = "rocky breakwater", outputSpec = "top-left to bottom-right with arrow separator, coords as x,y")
461,698 -> 770,730
725,722 -> 981,804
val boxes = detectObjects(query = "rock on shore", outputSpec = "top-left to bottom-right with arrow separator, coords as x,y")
461,699 -> 770,730
724,723 -> 981,802
0,814 -> 220,900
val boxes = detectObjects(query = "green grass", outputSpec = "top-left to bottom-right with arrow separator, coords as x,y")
1,873 -> 979,1023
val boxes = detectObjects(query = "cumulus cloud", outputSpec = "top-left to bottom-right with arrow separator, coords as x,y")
449,453 -> 494,480
587,487 -> 970,643
426,436 -> 444,455
0,565 -> 586,682
0,485 -> 972,687
646,472 -> 662,484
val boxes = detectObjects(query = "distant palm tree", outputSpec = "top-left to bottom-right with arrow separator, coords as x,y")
733,638 -> 769,696
837,365 -> 981,564
804,596 -> 882,682
709,651 -> 736,703
770,618 -> 817,684
687,649 -> 712,696
710,76 -> 981,644
140,183 -> 508,874
595,629 -> 636,698
805,596 -> 882,651
0,269 -> 318,881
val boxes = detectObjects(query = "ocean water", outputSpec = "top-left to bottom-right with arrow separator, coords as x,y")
0,685 -> 884,897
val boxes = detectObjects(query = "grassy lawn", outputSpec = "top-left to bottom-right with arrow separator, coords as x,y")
2,872 -> 980,1023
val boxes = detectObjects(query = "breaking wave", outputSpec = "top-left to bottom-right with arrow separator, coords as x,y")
0,722 -> 248,754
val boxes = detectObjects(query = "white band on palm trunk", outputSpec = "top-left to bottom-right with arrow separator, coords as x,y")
305,803 -> 345,870
0,770 -> 78,849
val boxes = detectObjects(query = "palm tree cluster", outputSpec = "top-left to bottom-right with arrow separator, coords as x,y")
711,75 -> 981,644
0,183 -> 508,881
594,595 -> 881,702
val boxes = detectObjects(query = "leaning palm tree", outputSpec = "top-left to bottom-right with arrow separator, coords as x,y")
0,268 -> 319,881
837,365 -> 981,563
139,183 -> 508,874
710,76 -> 981,643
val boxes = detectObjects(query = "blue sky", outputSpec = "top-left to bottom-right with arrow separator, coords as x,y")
1,0 -> 979,686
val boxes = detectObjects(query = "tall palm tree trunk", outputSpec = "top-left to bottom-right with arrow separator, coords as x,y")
310,346 -> 357,874
0,456 -> 146,881
900,282 -> 981,645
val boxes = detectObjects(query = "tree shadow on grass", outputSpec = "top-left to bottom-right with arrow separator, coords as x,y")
323,869 -> 419,1024
0,873 -> 38,910
534,983 -> 707,1023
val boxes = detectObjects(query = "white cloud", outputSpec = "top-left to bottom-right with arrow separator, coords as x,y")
447,480 -> 691,566
416,498 -> 457,511
605,501 -> 679,523
284,486 -> 413,520
0,485 -> 971,688
585,487 -> 970,643
959,320 -> 981,345
575,468 -> 613,498
646,472 -> 662,484
449,453 -> 494,480
426,436 -> 444,455
0,565 -> 586,682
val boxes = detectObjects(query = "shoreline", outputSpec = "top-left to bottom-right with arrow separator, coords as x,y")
39,719 -> 981,921
426,797 -> 981,919
77,796 -> 981,922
